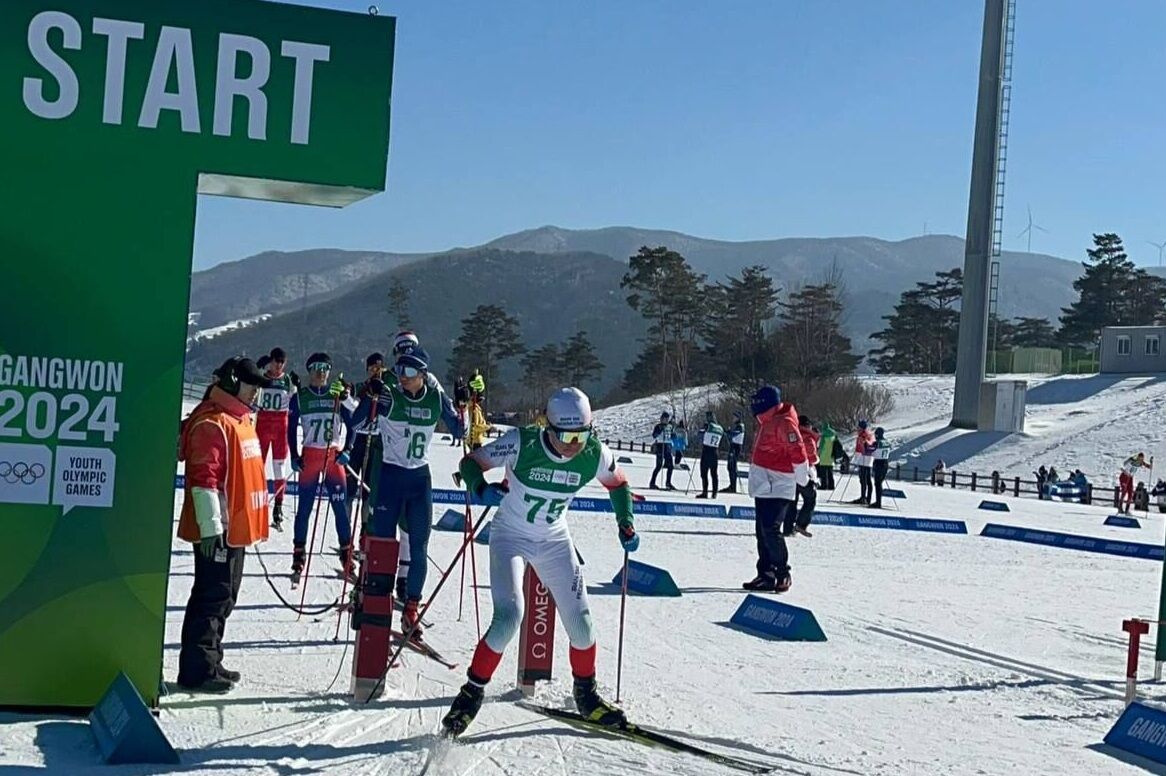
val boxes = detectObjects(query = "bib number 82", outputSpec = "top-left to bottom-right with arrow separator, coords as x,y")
524,494 -> 567,525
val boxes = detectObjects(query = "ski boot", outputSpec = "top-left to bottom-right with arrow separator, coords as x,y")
573,676 -> 626,727
271,502 -> 284,531
441,681 -> 485,737
794,525 -> 813,538
402,598 -> 424,640
291,545 -> 305,585
695,492 -> 709,499
338,545 -> 357,584
742,573 -> 777,592
217,665 -> 241,683
775,574 -> 793,593
177,674 -> 234,694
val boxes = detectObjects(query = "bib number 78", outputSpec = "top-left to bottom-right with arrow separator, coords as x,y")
524,494 -> 567,524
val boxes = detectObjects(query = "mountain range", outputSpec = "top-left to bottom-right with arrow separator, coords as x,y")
184,225 -> 1107,398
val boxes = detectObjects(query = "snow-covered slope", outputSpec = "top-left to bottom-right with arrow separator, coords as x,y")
596,374 -> 1166,487
3,431 -> 1165,774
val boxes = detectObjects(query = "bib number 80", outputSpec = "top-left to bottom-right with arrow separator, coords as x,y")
524,494 -> 567,525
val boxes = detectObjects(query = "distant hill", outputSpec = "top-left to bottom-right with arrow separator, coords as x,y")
189,248 -> 430,330
184,249 -> 648,400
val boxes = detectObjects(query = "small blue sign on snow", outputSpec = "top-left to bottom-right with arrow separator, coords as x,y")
90,673 -> 178,765
727,595 -> 826,642
978,500 -> 1010,512
882,488 -> 906,499
434,508 -> 465,532
1104,701 -> 1166,765
729,505 -> 756,521
612,560 -> 681,597
980,524 -> 1164,561
1105,515 -> 1142,529
475,521 -> 492,545
617,456 -> 634,464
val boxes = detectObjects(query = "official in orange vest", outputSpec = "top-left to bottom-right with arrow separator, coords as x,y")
176,357 -> 272,693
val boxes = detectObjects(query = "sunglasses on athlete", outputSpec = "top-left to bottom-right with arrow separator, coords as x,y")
550,426 -> 592,444
394,364 -> 424,378
308,362 -> 331,373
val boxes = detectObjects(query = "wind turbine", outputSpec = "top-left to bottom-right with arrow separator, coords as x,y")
1016,205 -> 1048,253
1148,240 -> 1166,268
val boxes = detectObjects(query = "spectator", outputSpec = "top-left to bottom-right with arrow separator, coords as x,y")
452,376 -> 470,446
1135,482 -> 1151,512
850,421 -> 874,505
817,421 -> 836,490
468,390 -> 492,450
869,427 -> 891,508
1152,479 -> 1166,513
649,411 -> 676,490
933,459 -> 946,486
672,421 -> 688,466
1034,465 -> 1048,500
789,415 -> 819,535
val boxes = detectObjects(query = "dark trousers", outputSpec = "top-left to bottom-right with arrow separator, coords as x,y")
789,481 -> 816,530
179,544 -> 245,685
726,444 -> 741,490
700,448 -> 719,495
373,463 -> 432,600
755,498 -> 792,577
872,459 -> 889,506
858,465 -> 872,502
817,464 -> 835,490
650,443 -> 674,487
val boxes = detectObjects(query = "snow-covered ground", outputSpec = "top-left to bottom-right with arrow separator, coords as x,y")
6,410 -> 1166,774
595,374 -> 1166,488
187,315 -> 272,347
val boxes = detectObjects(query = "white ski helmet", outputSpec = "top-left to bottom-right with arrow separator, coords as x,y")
546,387 -> 592,430
392,330 -> 419,357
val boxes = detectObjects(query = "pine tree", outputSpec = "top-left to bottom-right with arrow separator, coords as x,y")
1010,317 -> 1056,348
776,282 -> 860,391
450,304 -> 525,398
387,276 -> 410,329
705,266 -> 779,402
520,343 -> 565,409
1059,233 -> 1139,346
869,268 -> 962,374
561,331 -> 603,388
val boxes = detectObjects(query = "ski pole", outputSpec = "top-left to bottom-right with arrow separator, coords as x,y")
334,397 -> 380,641
616,550 -> 630,704
366,505 -> 494,704
298,466 -> 327,620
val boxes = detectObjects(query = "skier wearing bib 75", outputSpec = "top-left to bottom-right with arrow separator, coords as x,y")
442,387 -> 639,737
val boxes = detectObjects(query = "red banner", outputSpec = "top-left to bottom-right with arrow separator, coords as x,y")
352,536 -> 399,701
516,566 -> 556,694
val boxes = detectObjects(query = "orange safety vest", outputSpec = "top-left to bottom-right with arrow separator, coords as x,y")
177,398 -> 269,548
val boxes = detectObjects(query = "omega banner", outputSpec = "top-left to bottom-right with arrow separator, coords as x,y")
0,0 -> 394,707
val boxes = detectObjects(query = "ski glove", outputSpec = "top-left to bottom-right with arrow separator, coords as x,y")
478,482 -> 509,507
328,378 -> 349,399
335,451 -> 350,468
291,454 -> 303,473
366,377 -> 386,397
618,522 -> 639,553
198,534 -> 224,561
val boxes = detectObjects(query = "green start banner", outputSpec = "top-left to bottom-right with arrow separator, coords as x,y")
0,0 -> 394,707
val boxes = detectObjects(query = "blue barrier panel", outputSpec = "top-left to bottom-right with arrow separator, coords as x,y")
1104,701 -> 1166,764
434,509 -> 465,532
475,521 -> 492,545
814,511 -> 967,534
978,500 -> 1010,512
667,502 -> 728,518
568,497 -> 610,513
90,673 -> 178,765
1105,515 -> 1142,529
727,595 -> 826,641
980,524 -> 1164,561
611,560 -> 681,597
729,505 -> 756,521
882,488 -> 906,499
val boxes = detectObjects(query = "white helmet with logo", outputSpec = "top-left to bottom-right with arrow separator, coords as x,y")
546,387 -> 592,430
392,330 -> 419,358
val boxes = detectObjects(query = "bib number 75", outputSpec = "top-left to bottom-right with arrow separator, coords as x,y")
524,494 -> 567,524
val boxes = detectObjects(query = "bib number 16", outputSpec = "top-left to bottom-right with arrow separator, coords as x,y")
524,494 -> 567,525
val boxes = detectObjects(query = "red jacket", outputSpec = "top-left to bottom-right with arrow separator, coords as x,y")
751,403 -> 807,473
802,427 -> 820,466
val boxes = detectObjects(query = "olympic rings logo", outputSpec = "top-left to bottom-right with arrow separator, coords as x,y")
0,461 -> 47,485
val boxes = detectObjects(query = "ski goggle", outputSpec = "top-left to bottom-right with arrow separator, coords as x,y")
308,362 -> 331,373
394,364 -> 423,378
551,426 -> 592,444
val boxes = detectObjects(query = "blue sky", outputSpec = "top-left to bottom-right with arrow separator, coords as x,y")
193,0 -> 1166,270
